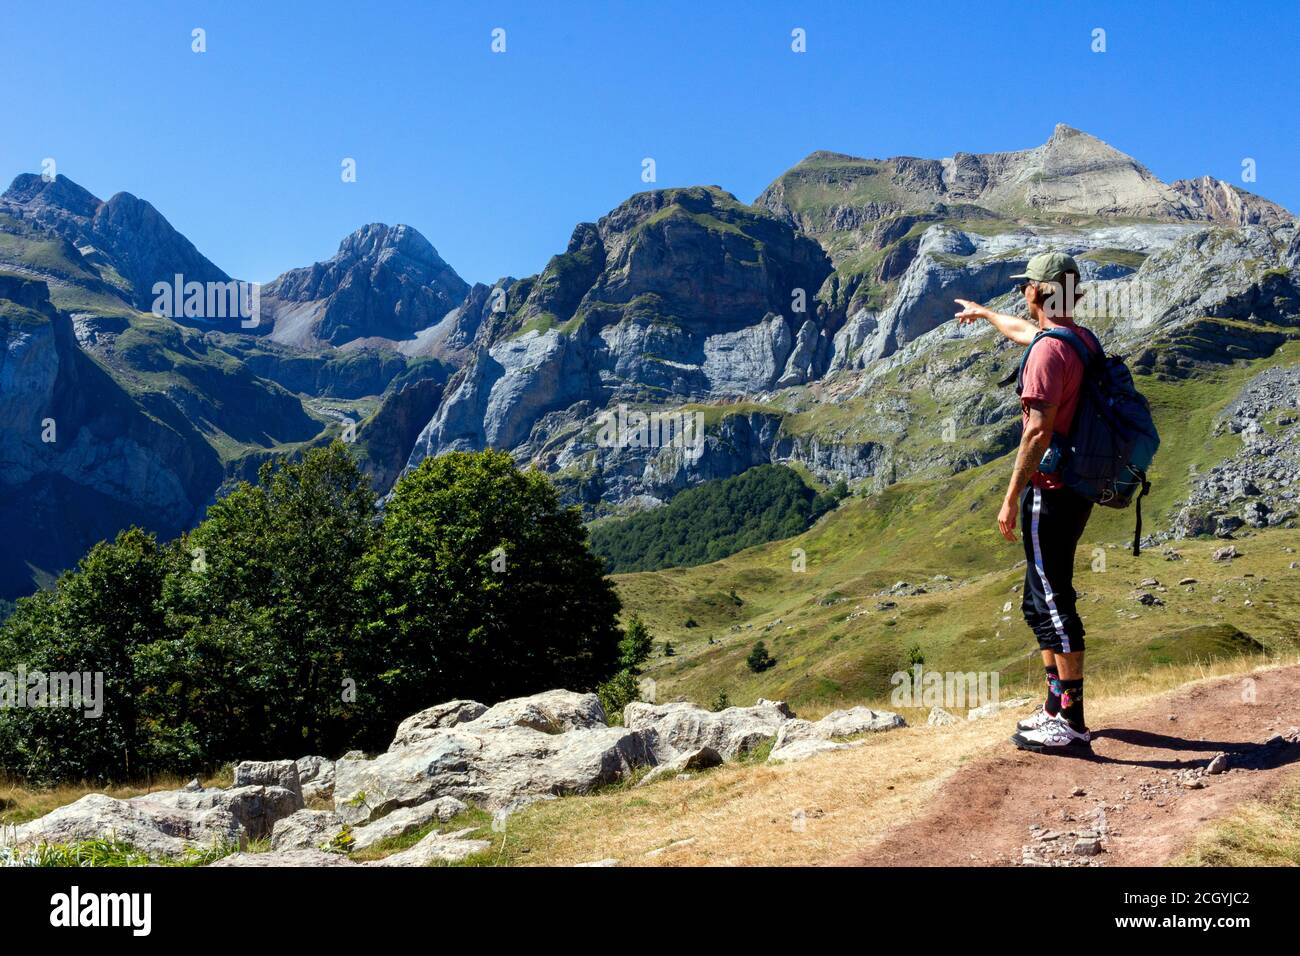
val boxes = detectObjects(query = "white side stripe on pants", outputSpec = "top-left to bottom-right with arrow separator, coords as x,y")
1029,487 -> 1071,653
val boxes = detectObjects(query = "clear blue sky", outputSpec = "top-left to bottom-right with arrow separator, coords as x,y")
4,0 -> 1296,285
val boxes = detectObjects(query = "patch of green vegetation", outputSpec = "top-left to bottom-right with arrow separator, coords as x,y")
1079,248 -> 1149,270
590,465 -> 847,573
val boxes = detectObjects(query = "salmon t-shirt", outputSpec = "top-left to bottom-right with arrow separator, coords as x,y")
1020,324 -> 1100,490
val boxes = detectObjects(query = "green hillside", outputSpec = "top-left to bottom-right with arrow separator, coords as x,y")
616,342 -> 1300,710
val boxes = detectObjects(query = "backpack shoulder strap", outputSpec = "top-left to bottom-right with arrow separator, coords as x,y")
1038,326 -> 1098,371
998,326 -> 1103,389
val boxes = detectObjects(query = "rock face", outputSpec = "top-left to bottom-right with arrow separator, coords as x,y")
260,223 -> 470,349
622,698 -> 795,761
403,187 -> 833,485
768,706 -> 906,762
1168,364 -> 1300,539
5,127 -> 1300,598
0,273 -> 219,599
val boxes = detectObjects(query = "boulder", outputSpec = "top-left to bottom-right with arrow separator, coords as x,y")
366,827 -> 490,866
294,756 -> 335,801
463,690 -> 607,735
11,793 -> 228,859
210,848 -> 358,867
927,707 -> 959,726
233,760 -> 304,804
335,722 -> 655,823
270,809 -> 341,851
635,747 -> 723,787
131,784 -> 302,840
389,700 -> 488,750
776,707 -> 906,747
351,798 -> 467,851
769,738 -> 866,763
623,699 -> 793,761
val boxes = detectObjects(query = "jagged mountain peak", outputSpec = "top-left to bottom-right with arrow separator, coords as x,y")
336,222 -> 444,264
260,222 -> 469,349
0,171 -> 230,309
3,172 -> 102,217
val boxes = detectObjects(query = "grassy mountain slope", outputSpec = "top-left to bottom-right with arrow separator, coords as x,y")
616,342 -> 1300,710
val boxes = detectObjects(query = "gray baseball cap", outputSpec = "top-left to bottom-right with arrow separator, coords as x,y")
1010,251 -> 1080,283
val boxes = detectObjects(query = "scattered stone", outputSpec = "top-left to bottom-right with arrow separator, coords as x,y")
927,707 -> 959,726
967,697 -> 1034,720
1207,753 -> 1229,775
645,837 -> 696,858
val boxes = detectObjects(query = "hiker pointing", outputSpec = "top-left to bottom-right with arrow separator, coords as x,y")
954,252 -> 1103,752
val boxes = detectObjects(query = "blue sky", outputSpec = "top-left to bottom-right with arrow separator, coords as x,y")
4,0 -> 1296,285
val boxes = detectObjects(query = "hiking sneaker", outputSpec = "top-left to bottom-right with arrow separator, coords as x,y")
1016,706 -> 1057,733
1011,714 -> 1091,752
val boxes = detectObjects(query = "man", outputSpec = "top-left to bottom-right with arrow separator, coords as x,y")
954,252 -> 1099,751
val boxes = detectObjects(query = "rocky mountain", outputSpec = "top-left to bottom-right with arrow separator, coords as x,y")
260,223 -> 469,349
0,176 -> 467,597
405,186 -> 834,497
0,174 -> 231,312
3,124 -> 1299,598
755,125 -> 1290,258
0,273 -> 222,595
398,129 -> 1298,513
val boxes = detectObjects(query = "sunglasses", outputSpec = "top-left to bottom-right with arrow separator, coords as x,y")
1013,280 -> 1032,293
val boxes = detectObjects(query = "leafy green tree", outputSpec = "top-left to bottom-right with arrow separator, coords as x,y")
618,614 -> 654,672
746,641 -> 775,673
357,450 -> 622,735
596,670 -> 640,724
158,441 -> 378,757
0,528 -> 171,783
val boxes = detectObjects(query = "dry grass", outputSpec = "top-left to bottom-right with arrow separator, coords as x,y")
1172,770 -> 1300,867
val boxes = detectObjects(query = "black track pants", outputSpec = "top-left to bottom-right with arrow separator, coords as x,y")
1020,484 -> 1093,654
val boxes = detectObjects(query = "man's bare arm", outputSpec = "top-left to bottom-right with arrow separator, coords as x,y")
954,299 -> 1037,346
997,400 -> 1057,541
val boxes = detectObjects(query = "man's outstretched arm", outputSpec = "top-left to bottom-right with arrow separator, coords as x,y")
954,299 -> 1037,346
998,400 -> 1057,541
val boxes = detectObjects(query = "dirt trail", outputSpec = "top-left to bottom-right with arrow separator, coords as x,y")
852,665 -> 1300,866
